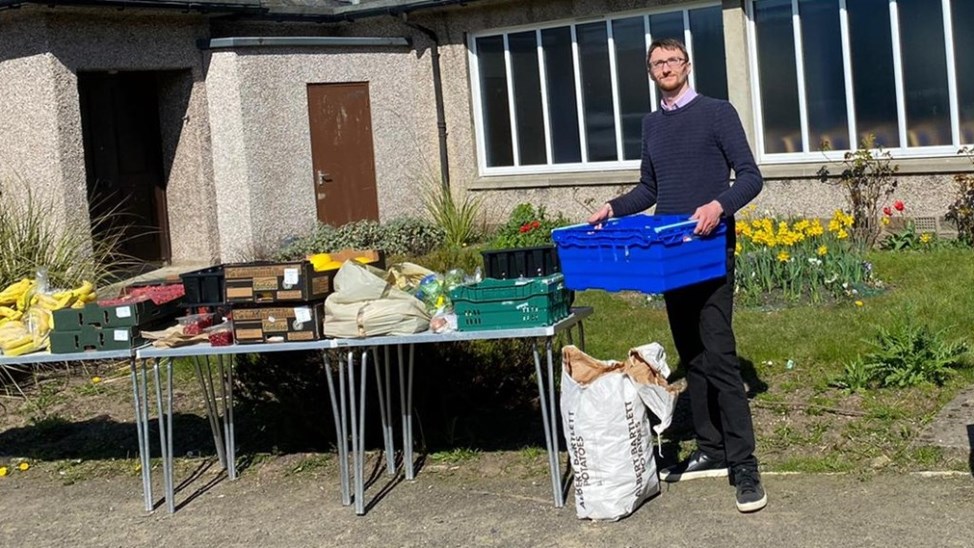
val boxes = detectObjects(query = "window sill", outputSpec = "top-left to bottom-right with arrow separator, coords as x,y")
760,155 -> 973,180
470,169 -> 640,190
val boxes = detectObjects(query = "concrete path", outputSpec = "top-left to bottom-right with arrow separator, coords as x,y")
1,463 -> 972,547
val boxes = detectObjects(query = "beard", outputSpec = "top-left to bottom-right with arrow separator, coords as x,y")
655,74 -> 687,93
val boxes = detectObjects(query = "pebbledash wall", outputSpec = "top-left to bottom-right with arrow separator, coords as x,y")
425,0 -> 971,227
0,1 -> 969,266
0,8 -> 440,263
204,22 -> 440,261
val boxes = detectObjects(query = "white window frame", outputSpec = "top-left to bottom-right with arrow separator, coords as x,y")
468,2 -> 722,177
746,0 -> 970,165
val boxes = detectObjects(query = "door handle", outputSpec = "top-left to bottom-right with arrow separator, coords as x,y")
316,170 -> 332,186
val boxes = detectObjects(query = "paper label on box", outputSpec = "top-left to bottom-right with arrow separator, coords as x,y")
283,268 -> 300,286
115,306 -> 132,318
113,329 -> 127,341
294,307 -> 312,324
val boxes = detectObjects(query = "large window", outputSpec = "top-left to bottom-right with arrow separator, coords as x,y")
749,0 -> 974,162
470,5 -> 727,175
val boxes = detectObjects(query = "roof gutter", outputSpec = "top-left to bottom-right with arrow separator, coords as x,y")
0,0 -> 264,14
203,36 -> 410,49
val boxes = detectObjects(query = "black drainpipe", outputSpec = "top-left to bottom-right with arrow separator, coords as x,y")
399,14 -> 450,192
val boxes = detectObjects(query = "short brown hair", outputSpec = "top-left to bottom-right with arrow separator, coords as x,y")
647,38 -> 689,66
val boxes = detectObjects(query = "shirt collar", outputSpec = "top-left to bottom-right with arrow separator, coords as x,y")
660,87 -> 697,111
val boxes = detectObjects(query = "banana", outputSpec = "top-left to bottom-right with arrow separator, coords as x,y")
0,334 -> 32,352
0,279 -> 31,305
3,338 -> 41,357
71,281 -> 94,300
33,293 -> 61,311
0,306 -> 21,318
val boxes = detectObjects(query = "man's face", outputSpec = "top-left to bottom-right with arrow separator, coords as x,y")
648,47 -> 691,93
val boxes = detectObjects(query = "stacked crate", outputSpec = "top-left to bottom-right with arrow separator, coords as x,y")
50,284 -> 184,354
205,250 -> 383,344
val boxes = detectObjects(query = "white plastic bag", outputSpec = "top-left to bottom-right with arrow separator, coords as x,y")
560,345 -> 659,521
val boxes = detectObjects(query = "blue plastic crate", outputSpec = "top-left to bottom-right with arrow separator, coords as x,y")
551,214 -> 728,293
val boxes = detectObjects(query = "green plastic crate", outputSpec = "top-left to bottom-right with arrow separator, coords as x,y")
449,273 -> 570,331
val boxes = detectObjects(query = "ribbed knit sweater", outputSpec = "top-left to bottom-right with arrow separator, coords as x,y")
609,95 -> 763,217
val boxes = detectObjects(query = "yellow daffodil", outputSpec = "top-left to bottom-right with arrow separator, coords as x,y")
855,300 -> 864,307
735,242 -> 742,256
92,376 -> 102,384
817,245 -> 828,256
18,462 -> 29,471
920,233 -> 932,244
881,216 -> 890,226
836,228 -> 849,240
777,250 -> 790,262
0,466 -> 7,476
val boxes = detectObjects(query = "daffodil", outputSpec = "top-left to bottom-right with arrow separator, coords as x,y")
92,376 -> 102,384
817,245 -> 828,256
777,250 -> 790,262
855,300 -> 864,307
0,466 -> 7,477
18,462 -> 29,471
920,233 -> 932,244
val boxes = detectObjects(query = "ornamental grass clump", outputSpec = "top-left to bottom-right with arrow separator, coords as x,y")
0,185 -> 130,289
734,207 -> 880,305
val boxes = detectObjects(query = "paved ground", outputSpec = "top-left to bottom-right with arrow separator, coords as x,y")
1,456 -> 972,547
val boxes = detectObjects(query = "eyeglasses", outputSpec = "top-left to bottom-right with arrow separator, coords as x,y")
649,57 -> 686,71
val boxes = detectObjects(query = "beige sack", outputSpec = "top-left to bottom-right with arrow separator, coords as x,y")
324,261 -> 430,338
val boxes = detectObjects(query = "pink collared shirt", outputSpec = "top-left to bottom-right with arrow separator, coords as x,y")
660,87 -> 698,111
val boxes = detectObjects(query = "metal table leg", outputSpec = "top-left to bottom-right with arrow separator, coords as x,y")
374,347 -> 395,475
130,357 -> 152,512
217,354 -> 236,480
193,356 -> 227,470
151,357 -> 175,514
323,350 -> 351,505
398,344 -> 416,480
532,338 -> 564,507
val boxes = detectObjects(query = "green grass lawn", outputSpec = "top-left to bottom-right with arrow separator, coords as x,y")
573,247 -> 974,472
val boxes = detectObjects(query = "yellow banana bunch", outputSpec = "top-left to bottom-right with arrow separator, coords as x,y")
0,306 -> 22,321
0,322 -> 30,352
0,279 -> 33,306
2,337 -> 43,357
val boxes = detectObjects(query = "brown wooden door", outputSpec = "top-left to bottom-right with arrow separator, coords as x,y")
78,71 -> 171,263
306,83 -> 380,226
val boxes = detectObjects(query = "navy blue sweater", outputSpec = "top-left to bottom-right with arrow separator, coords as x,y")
609,95 -> 763,217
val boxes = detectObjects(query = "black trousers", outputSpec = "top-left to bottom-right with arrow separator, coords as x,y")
663,227 -> 757,468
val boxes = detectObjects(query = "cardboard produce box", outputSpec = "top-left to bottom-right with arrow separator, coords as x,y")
224,250 -> 382,304
232,303 -> 325,344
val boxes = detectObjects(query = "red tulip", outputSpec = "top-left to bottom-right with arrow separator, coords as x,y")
894,200 -> 904,211
883,206 -> 892,216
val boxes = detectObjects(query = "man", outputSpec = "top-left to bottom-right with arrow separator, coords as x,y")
587,38 -> 766,513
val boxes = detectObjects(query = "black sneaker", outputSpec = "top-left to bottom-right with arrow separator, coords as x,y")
659,450 -> 728,482
732,465 -> 767,513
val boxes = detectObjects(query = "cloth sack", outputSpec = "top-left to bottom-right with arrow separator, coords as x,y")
323,261 -> 431,338
560,344 -> 681,521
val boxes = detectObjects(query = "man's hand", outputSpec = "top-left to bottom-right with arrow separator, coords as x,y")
587,202 -> 614,226
690,200 -> 723,235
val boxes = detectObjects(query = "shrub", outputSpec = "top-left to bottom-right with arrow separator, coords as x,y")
411,244 -> 484,275
734,208 -> 880,304
831,312 -> 970,390
275,218 -> 445,260
0,185 -> 130,289
487,203 -> 571,249
945,146 -> 974,247
818,135 -> 899,250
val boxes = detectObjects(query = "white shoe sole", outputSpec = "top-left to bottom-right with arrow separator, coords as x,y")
736,493 -> 768,513
659,467 -> 729,482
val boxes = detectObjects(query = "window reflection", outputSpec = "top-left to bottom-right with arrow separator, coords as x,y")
848,0 -> 899,147
799,0 -> 848,151
613,16 -> 651,160
755,0 -> 803,153
477,35 -> 513,167
509,31 -> 547,165
541,27 -> 582,164
577,22 -> 618,162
